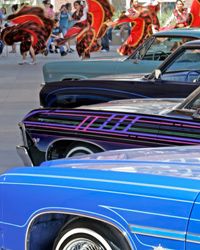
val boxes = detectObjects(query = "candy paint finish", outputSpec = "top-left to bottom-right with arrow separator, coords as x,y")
1,154 -> 200,249
19,105 -> 200,165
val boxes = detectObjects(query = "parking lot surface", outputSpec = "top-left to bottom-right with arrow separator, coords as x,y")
0,45 -> 119,173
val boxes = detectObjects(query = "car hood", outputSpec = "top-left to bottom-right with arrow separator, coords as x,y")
44,57 -> 124,68
72,145 -> 200,163
77,98 -> 182,114
41,145 -> 200,180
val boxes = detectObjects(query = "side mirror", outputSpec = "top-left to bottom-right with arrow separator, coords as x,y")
192,108 -> 200,120
155,69 -> 161,79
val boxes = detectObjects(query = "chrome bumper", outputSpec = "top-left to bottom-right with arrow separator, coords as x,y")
16,145 -> 33,166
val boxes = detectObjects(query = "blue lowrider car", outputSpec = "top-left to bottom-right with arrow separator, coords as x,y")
1,146 -> 200,249
43,28 -> 200,83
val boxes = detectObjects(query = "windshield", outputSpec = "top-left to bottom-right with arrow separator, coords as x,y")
131,36 -> 195,61
184,93 -> 200,110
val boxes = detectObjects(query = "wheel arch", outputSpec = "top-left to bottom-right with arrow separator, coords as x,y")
26,211 -> 133,250
46,138 -> 105,160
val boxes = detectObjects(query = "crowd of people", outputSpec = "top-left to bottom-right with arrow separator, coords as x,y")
0,0 -> 196,64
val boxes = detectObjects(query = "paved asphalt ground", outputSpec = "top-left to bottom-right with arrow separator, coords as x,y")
0,45 -> 120,173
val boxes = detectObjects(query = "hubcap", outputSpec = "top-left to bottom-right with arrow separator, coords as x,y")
63,238 -> 105,250
66,146 -> 94,158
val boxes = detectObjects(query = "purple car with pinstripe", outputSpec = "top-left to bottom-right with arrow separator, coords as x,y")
16,85 -> 200,166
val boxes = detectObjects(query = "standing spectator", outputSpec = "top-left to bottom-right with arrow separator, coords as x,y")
164,0 -> 189,28
0,7 -> 7,28
0,24 -> 4,55
0,39 -> 4,55
101,31 -> 110,52
118,10 -> 130,43
59,4 -> 69,36
65,3 -> 74,53
59,3 -> 73,53
0,8 -> 2,27
107,26 -> 113,42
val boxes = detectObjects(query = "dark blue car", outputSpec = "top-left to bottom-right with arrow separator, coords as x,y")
40,39 -> 200,108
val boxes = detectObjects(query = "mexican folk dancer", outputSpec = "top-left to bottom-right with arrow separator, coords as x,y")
1,5 -> 53,61
56,0 -> 114,59
163,0 -> 189,29
109,0 -> 160,56
160,0 -> 200,30
188,0 -> 200,27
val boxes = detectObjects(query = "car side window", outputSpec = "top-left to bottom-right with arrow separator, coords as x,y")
144,37 -> 196,62
130,37 -> 154,60
160,48 -> 200,82
143,37 -> 184,61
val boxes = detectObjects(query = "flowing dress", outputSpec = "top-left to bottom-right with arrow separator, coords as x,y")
1,6 -> 53,54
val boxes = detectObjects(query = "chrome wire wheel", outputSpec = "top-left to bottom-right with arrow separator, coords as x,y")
64,142 -> 102,158
65,146 -> 94,158
54,228 -> 112,250
63,237 -> 105,250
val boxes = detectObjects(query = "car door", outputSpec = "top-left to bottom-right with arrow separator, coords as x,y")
145,49 -> 200,98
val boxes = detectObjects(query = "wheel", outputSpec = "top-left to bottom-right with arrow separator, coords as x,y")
65,142 -> 102,158
54,228 -> 112,250
53,221 -> 130,250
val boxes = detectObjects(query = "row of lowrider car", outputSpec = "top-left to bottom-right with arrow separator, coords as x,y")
2,28 -> 200,250
19,29 -> 200,165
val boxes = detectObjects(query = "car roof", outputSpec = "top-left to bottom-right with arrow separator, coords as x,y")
180,39 -> 200,47
155,28 -> 200,38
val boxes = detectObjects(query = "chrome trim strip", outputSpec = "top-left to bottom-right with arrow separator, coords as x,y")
129,224 -> 185,241
187,233 -> 200,244
129,224 -> 200,244
16,146 -> 33,166
18,122 -> 28,148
